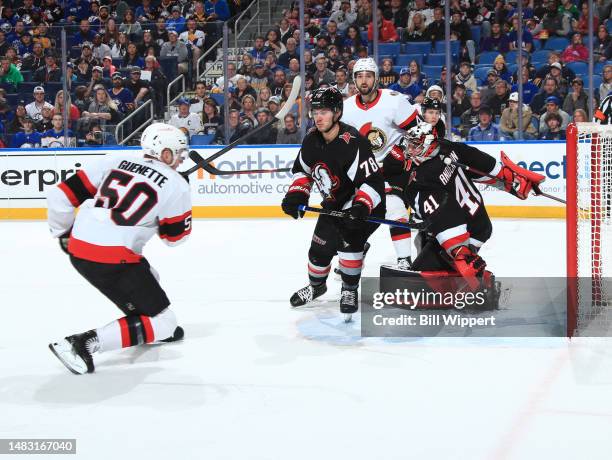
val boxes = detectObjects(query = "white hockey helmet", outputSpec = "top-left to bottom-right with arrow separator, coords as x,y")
141,123 -> 189,167
352,57 -> 379,85
404,121 -> 439,164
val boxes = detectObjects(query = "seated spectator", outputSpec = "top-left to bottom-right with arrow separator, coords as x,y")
368,7 -> 398,43
563,77 -> 588,114
530,77 -> 562,115
573,108 -> 588,122
36,106 -> 54,132
388,0 -> 408,28
161,29 -> 189,75
425,84 -> 444,102
389,67 -> 421,100
287,58 -> 301,81
202,98 -> 222,136
189,81 -> 208,113
238,53 -> 255,77
480,69 -> 501,102
257,86 -> 272,108
120,9 -> 142,40
266,29 -> 286,56
135,0 -> 157,23
468,106 -> 501,141
124,67 -> 150,107
558,0 -> 579,20
500,92 -> 538,140
324,20 -> 344,50
180,18 -> 205,69
408,60 -> 428,90
265,52 -> 283,75
73,86 -> 91,114
268,96 -> 281,117
539,112 -> 566,140
508,16 -> 534,53
532,1 -> 571,38
278,38 -> 299,69
248,108 -> 277,144
492,54 -> 512,83
8,103 -> 28,135
123,42 -> 145,68
276,113 -> 301,144
22,42 -> 45,73
326,46 -> 343,72
408,0 -> 434,27
169,98 -> 203,138
26,86 -> 54,122
343,26 -> 366,56
425,7 -> 445,42
143,56 -> 168,117
82,85 -> 121,129
166,6 -> 187,34
153,17 -> 169,45
511,66 -> 540,104
111,32 -> 129,58
41,114 -> 76,147
547,62 -> 570,97
561,33 -> 589,63
33,53 -> 61,83
485,80 -> 510,117
102,55 -> 117,78
538,95 -> 570,134
334,68 -> 350,95
104,19 -> 120,48
92,34 -> 112,61
205,0 -> 231,22
0,56 -> 23,88
600,65 -> 612,99
108,72 -> 135,115
593,25 -> 612,62
313,55 -> 336,87
18,33 -> 34,57
451,83 -> 471,117
240,94 -> 257,126
249,36 -> 269,62
85,66 -> 110,97
11,117 -> 42,148
456,61 -> 478,94
138,30 -> 160,58
329,0 -> 357,34
52,90 -> 81,128
72,18 -> 96,46
235,76 -> 258,102
84,123 -> 117,146
480,22 -> 510,53
572,1 -> 598,36
213,109 -> 243,144
460,92 -> 482,138
431,66 -> 455,96
404,12 -> 427,42
278,18 -> 294,44
76,42 -> 99,69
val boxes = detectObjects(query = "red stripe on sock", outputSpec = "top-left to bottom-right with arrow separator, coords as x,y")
118,318 -> 130,348
440,232 -> 470,251
308,263 -> 331,275
391,233 -> 411,241
340,258 -> 363,269
141,315 -> 155,343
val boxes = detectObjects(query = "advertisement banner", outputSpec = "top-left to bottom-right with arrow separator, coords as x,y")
0,142 -> 567,219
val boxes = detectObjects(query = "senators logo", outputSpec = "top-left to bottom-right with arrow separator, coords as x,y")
359,122 -> 387,153
312,162 -> 340,201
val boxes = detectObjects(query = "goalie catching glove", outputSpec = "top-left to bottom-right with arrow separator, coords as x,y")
495,151 -> 545,200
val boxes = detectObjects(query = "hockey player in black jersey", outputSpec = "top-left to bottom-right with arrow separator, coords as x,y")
419,96 -> 446,139
394,121 -> 545,287
281,87 -> 386,320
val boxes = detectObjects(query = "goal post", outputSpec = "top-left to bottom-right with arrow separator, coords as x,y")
566,122 -> 612,337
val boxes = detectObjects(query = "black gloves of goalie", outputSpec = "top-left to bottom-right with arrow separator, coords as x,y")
282,191 -> 308,219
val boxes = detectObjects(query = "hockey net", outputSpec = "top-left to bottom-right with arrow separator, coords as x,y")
566,123 -> 612,337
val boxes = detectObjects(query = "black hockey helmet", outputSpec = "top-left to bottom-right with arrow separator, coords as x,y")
421,96 -> 442,112
310,87 -> 343,116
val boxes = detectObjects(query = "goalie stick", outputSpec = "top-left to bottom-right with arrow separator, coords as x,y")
298,205 -> 427,230
181,76 -> 302,178
443,155 -> 566,204
187,151 -> 292,175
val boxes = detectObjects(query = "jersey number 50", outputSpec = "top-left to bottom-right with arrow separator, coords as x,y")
95,170 -> 159,226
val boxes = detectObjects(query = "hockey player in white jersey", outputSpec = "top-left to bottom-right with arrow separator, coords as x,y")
47,123 -> 192,375
342,58 -> 418,269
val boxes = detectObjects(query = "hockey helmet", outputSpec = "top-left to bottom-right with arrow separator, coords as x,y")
421,96 -> 443,112
352,57 -> 379,85
404,121 -> 439,165
141,123 -> 189,167
310,87 -> 343,117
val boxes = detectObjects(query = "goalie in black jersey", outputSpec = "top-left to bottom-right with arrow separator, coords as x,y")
392,121 -> 546,289
281,87 -> 385,320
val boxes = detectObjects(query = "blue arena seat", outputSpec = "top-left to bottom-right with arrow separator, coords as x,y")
504,50 -> 529,65
377,42 -> 401,56
210,93 -> 225,106
474,66 -> 493,85
566,61 -> 588,76
477,51 -> 500,65
191,134 -> 215,145
532,39 -> 542,50
544,37 -> 569,51
433,40 -> 460,55
158,56 -> 178,82
470,26 -> 481,47
404,41 -> 432,55
531,49 -> 552,64
422,64 -> 442,79
378,55 -> 394,65
425,53 -> 446,66
395,54 -> 422,67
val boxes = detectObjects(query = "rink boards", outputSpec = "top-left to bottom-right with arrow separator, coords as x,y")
0,141 -> 566,219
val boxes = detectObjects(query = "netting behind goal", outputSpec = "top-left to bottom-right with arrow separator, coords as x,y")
566,123 -> 612,337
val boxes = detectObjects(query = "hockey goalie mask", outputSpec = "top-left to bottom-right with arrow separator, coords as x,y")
141,123 -> 189,168
404,122 -> 439,165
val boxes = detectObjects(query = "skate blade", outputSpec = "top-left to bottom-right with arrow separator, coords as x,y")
158,326 -> 185,343
48,340 -> 88,375
343,313 -> 353,323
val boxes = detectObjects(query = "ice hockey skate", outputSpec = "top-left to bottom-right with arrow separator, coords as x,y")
290,283 -> 328,307
49,330 -> 98,375
340,287 -> 358,323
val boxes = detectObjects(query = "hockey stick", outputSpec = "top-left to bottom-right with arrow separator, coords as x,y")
298,205 -> 427,230
444,157 -> 567,205
188,151 -> 292,176
182,76 -> 302,178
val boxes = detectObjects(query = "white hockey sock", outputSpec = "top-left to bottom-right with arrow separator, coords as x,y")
386,194 -> 412,259
96,308 -> 178,353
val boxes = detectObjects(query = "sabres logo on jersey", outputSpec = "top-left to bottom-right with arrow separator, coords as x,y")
359,122 -> 387,153
312,162 -> 340,201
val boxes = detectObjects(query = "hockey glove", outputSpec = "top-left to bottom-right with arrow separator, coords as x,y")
496,151 -> 545,200
345,202 -> 370,229
58,229 -> 71,255
450,246 -> 486,278
382,142 -> 408,175
282,192 -> 308,219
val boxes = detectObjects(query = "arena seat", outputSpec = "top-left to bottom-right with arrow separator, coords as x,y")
404,41 -> 432,55
477,51 -> 500,65
433,40 -> 460,55
425,53 -> 446,66
566,61 -> 588,76
396,54 -> 422,67
158,56 -> 178,82
544,37 -> 569,50
531,49 -> 551,64
422,64 -> 442,79
470,25 -> 481,45
191,134 -> 215,145
474,66 -> 493,85
378,43 -> 401,56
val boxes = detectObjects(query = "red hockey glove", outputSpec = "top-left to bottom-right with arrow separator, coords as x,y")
450,246 -> 486,281
282,176 -> 312,219
496,151 -> 545,200
382,142 -> 407,175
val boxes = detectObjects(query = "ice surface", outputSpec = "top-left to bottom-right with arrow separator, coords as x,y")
1,218 -> 611,460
